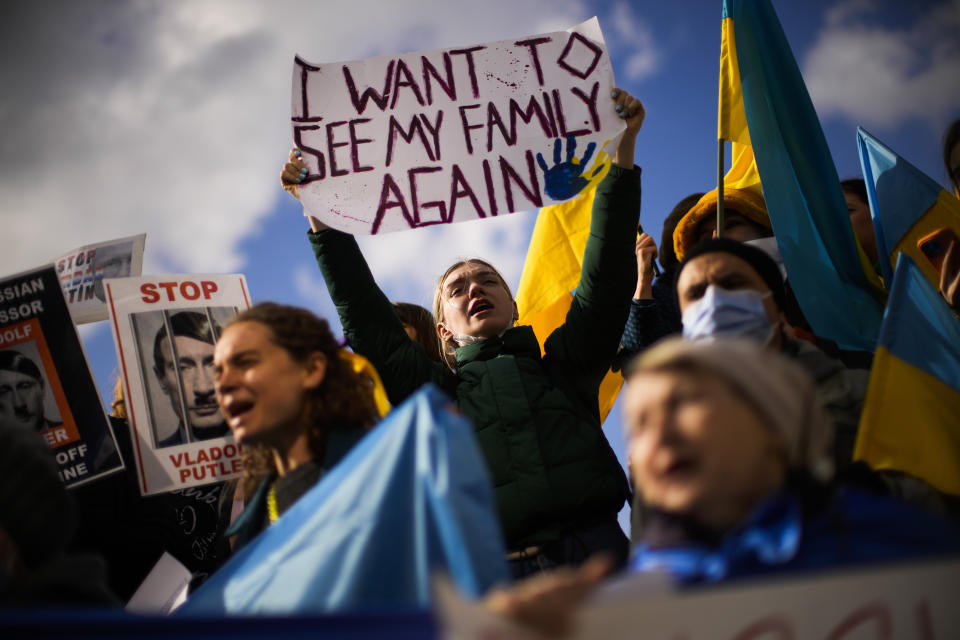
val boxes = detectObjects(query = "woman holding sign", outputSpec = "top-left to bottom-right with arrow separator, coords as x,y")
284,90 -> 644,578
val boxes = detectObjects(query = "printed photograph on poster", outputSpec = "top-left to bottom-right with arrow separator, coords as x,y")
51,233 -> 146,324
132,307 -> 236,448
107,275 -> 251,496
0,265 -> 123,487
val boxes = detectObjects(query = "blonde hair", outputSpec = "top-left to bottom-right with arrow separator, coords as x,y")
432,258 -> 514,370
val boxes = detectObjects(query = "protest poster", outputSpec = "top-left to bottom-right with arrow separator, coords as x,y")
292,17 -> 624,234
52,233 -> 146,324
0,265 -> 123,487
435,557 -> 960,639
106,274 -> 250,495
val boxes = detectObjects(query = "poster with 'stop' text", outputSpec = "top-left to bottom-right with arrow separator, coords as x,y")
51,233 -> 146,324
292,17 -> 624,234
107,274 -> 251,496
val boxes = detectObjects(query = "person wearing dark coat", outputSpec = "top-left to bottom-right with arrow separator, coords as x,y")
0,425 -> 117,607
282,90 -> 646,577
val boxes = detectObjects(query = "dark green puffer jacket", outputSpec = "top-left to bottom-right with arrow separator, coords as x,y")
310,166 -> 641,548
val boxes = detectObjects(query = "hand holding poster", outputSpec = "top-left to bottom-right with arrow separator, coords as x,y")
435,558 -> 960,639
51,233 -> 146,324
107,274 -> 251,495
292,17 -> 624,234
0,266 -> 122,487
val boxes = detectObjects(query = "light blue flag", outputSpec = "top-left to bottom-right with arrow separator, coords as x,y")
728,0 -> 886,351
857,127 -> 959,284
181,384 -> 508,615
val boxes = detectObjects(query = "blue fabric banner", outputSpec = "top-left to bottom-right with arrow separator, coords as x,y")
181,384 -> 508,615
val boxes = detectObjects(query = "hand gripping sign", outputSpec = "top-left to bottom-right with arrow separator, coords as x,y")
106,274 -> 251,495
0,265 -> 123,488
292,17 -> 625,234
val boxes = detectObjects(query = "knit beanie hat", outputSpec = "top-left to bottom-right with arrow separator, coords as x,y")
677,237 -> 787,313
673,187 -> 770,262
625,338 -> 835,481
0,426 -> 76,569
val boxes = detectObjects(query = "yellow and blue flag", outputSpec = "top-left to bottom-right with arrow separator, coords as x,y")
854,256 -> 960,496
515,163 -> 623,421
719,0 -> 885,351
182,385 -> 508,614
857,127 -> 960,288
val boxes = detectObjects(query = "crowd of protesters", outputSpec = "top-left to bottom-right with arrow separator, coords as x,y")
1,57 -> 959,640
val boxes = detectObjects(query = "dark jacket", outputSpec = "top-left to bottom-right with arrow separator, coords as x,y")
225,427 -> 366,552
310,166 -> 640,548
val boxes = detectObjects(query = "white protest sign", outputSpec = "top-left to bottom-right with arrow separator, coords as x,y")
106,274 -> 250,495
292,17 -> 624,234
51,233 -> 146,324
435,558 -> 960,639
126,552 -> 191,616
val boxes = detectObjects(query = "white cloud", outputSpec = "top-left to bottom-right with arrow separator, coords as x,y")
0,0 -> 588,277
607,2 -> 659,82
804,0 -> 960,129
292,262 -> 333,307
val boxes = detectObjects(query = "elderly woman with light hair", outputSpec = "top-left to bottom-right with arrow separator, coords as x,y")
486,338 -> 959,636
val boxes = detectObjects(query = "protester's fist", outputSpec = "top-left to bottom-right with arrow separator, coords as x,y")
281,148 -> 307,201
637,233 -> 658,274
611,88 -> 645,135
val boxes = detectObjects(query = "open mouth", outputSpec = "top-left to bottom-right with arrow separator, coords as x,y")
223,399 -> 254,422
469,300 -> 493,317
660,457 -> 699,480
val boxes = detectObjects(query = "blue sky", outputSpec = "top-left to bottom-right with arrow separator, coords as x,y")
2,0 -> 958,529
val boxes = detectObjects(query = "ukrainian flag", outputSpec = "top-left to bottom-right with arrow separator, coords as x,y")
858,127 -> 960,288
515,183 -> 623,421
718,0 -> 885,351
182,385 -> 507,614
854,256 -> 960,496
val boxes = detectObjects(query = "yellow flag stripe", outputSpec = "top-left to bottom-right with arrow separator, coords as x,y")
855,347 -> 960,495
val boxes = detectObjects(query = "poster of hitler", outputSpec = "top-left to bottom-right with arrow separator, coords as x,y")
292,17 -> 625,234
52,233 -> 146,324
107,274 -> 251,496
0,265 -> 123,487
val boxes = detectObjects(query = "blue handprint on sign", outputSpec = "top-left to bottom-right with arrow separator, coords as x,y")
536,136 -> 605,201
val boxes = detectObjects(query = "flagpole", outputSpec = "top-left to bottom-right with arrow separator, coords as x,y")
717,138 -> 725,237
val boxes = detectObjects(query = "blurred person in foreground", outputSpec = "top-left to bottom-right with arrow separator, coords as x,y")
0,426 -> 116,607
485,339 -> 960,637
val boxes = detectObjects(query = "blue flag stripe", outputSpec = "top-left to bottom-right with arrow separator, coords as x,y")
880,256 -> 960,391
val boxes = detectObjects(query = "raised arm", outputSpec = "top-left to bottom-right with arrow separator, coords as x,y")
544,90 -> 644,393
281,150 -> 447,404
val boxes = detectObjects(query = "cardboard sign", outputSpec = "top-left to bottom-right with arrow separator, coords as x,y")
51,233 -> 146,324
106,274 -> 251,495
292,17 -> 624,234
435,557 -> 960,639
0,265 -> 122,487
